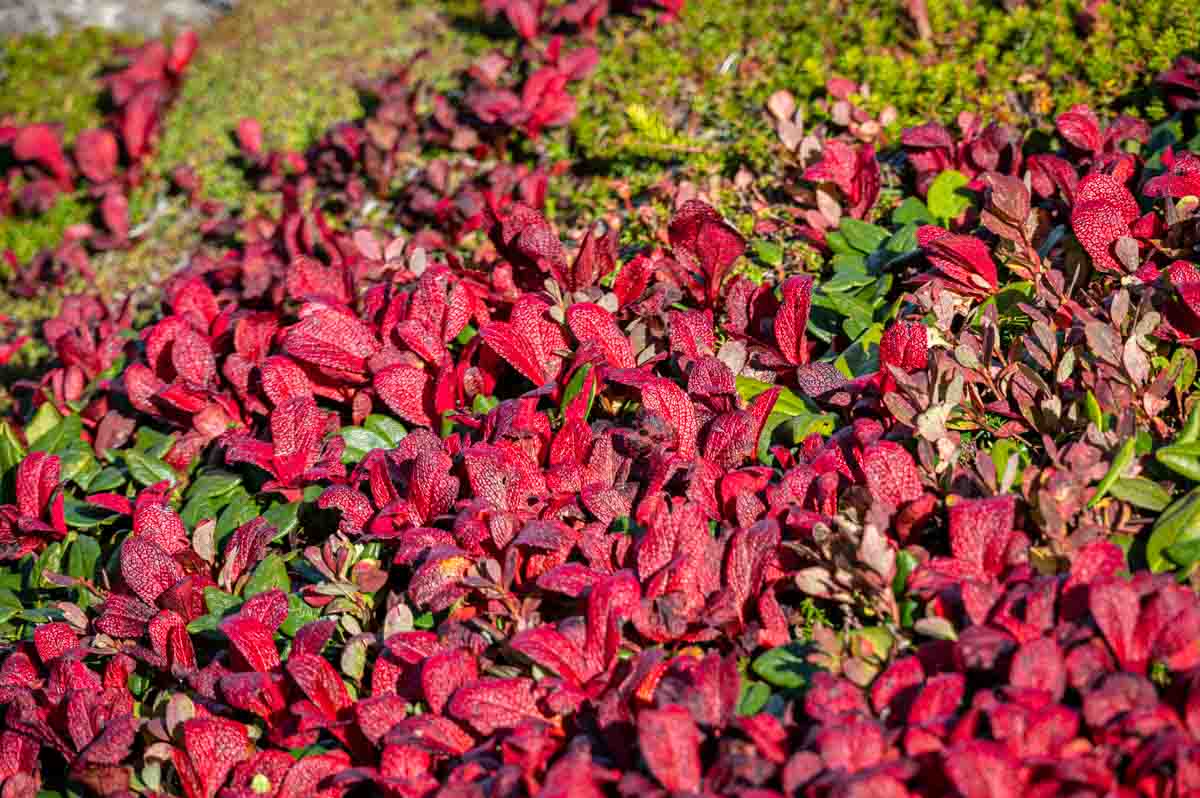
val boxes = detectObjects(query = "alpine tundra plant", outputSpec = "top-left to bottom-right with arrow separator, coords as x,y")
1,1 -> 1200,796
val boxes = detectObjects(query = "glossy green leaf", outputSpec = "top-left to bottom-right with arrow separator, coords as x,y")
928,169 -> 972,222
1109,477 -> 1172,512
124,450 -> 176,487
243,553 -> 290,597
838,218 -> 889,254
751,643 -> 812,690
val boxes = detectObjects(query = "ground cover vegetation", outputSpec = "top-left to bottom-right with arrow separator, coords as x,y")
1,0 -> 1200,795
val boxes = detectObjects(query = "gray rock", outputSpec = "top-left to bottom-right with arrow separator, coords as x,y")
0,0 -> 234,36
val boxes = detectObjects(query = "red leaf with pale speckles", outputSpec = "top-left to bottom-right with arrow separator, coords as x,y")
173,717 -> 249,798
638,704 -> 702,793
567,302 -> 635,369
774,275 -> 813,366
860,441 -> 923,506
668,200 -> 746,307
948,494 -> 1017,578
641,378 -> 698,458
449,677 -> 542,735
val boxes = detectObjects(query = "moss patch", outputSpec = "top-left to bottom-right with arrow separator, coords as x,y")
152,0 -> 489,206
0,27 -> 136,137
3,0 -> 1200,329
571,0 -> 1200,178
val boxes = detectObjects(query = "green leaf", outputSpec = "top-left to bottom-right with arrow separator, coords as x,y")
893,550 -> 919,595
884,222 -> 919,254
63,497 -> 119,530
243,553 -> 290,597
825,230 -> 852,255
472,394 -> 499,414
1147,486 -> 1200,572
134,427 -> 176,459
67,534 -> 101,580
752,240 -> 784,266
25,403 -> 62,446
32,541 -> 67,589
751,643 -> 812,690
989,438 -> 1031,488
280,592 -> 320,636
1164,537 -> 1200,570
560,363 -> 597,420
834,322 -> 884,378
0,422 -> 26,477
736,680 -> 771,716
124,450 -> 176,488
737,378 -> 837,462
204,587 -> 243,616
892,196 -> 933,225
838,218 -> 889,254
30,413 -> 82,454
927,169 -> 972,222
1085,390 -> 1105,432
338,426 -> 393,463
813,291 -> 875,330
1088,437 -> 1137,508
216,492 -> 258,544
87,466 -> 125,492
1156,440 -> 1200,482
188,470 -> 243,502
364,415 -> 406,447
1110,477 -> 1172,512
263,501 -> 302,542
62,444 -> 100,489
1170,347 -> 1198,395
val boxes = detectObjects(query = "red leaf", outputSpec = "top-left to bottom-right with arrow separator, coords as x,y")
74,129 -> 119,184
236,118 -> 264,159
281,305 -> 379,380
1089,578 -> 1147,673
286,653 -> 352,720
1056,105 -> 1102,153
879,321 -> 927,374
641,378 -> 698,458
13,124 -> 71,187
34,622 -> 77,663
943,740 -> 1024,798
918,226 -> 998,296
220,615 -> 280,672
448,677 -> 542,735
168,30 -> 199,75
375,364 -> 433,426
637,704 -> 703,792
1009,636 -> 1067,701
510,626 -> 589,686
421,648 -> 478,715
479,295 -> 566,386
172,718 -> 249,798
121,536 -> 183,605
1070,173 -> 1139,274
16,451 -> 60,520
860,441 -> 923,506
774,275 -> 813,366
567,302 -> 635,368
668,200 -> 746,307
948,494 -> 1016,578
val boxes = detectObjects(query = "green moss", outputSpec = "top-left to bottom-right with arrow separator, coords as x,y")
0,28 -> 135,138
0,193 -> 91,265
572,0 -> 1200,177
152,0 -> 488,206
